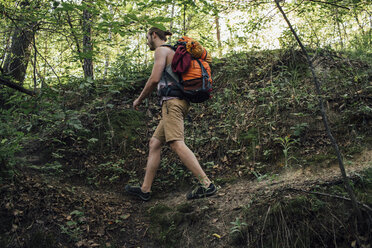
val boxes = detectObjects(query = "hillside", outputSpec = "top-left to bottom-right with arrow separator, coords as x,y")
0,48 -> 371,247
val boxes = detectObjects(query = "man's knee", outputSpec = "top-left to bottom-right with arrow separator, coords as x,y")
169,140 -> 185,152
149,137 -> 162,151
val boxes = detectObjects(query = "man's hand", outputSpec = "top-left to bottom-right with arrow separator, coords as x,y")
133,98 -> 142,110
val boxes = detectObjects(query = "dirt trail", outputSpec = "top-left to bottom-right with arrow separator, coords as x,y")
159,149 -> 371,207
2,149 -> 371,247
142,149 -> 372,247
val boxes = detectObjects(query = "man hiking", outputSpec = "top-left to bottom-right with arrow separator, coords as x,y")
125,27 -> 217,201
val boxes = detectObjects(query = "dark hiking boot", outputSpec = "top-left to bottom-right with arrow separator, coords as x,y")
186,183 -> 217,200
125,185 -> 151,201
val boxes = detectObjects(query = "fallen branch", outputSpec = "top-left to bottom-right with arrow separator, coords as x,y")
288,188 -> 372,213
0,76 -> 35,96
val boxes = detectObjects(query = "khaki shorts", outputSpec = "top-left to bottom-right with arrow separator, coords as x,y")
153,98 -> 190,144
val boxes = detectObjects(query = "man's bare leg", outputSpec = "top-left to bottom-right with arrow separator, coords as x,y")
169,140 -> 211,187
141,137 -> 162,193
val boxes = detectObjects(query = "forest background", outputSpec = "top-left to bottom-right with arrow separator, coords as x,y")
0,0 -> 371,247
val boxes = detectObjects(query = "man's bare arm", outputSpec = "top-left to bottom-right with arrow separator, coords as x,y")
133,48 -> 167,109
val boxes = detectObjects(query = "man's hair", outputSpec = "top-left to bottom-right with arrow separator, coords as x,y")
148,27 -> 172,41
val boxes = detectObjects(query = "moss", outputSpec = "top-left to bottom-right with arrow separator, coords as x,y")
176,202 -> 194,213
147,202 -> 212,247
305,152 -> 337,166
147,204 -> 182,247
215,176 -> 239,186
147,204 -> 172,224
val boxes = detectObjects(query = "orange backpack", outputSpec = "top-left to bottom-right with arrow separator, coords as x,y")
161,37 -> 213,103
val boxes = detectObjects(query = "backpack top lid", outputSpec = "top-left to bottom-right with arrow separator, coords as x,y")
171,45 -> 192,74
177,36 -> 212,63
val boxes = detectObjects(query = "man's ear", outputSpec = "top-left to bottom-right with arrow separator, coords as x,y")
152,32 -> 157,40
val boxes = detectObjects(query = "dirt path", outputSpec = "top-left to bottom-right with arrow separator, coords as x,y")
2,149 -> 371,247
159,149 -> 371,207
145,149 -> 372,247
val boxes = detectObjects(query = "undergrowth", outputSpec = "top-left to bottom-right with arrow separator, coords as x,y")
0,47 -> 371,248
230,168 -> 372,248
0,48 -> 371,191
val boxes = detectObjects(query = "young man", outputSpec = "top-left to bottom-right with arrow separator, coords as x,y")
125,27 -> 216,201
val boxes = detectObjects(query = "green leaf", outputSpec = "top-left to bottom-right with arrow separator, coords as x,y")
88,138 -> 98,143
66,221 -> 76,226
147,21 -> 166,31
70,210 -> 84,216
127,13 -> 138,21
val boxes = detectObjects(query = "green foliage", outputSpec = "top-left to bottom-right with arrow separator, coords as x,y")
0,92 -> 27,181
59,209 -> 86,242
229,217 -> 248,245
147,204 -> 180,247
1,2 -> 372,246
230,217 -> 248,235
88,159 -> 126,186
229,167 -> 371,248
0,110 -> 24,163
275,135 -> 297,167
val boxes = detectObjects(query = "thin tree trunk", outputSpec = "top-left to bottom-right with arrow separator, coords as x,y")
43,33 -> 47,88
1,32 -> 12,69
353,8 -> 365,35
274,0 -> 363,221
33,33 -> 37,90
340,16 -> 348,46
215,15 -> 222,57
335,8 -> 344,49
82,0 -> 94,80
183,3 -> 186,36
169,2 -> 175,44
103,5 -> 113,80
369,14 -> 372,45
66,12 -> 83,65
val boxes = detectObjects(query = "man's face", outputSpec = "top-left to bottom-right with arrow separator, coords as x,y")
147,33 -> 156,51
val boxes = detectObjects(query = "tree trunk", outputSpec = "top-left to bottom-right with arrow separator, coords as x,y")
103,5 -> 113,80
335,8 -> 344,49
1,31 -> 12,69
274,0 -> 363,222
3,19 -> 35,83
82,0 -> 93,80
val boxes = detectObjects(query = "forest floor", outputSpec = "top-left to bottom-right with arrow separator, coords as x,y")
2,148 -> 371,248
1,49 -> 371,247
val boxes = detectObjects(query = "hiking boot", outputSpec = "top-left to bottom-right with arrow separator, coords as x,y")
125,185 -> 151,201
186,183 -> 217,200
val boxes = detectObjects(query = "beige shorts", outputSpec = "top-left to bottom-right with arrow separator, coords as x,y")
153,98 -> 190,144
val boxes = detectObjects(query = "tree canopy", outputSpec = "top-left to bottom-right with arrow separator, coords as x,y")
0,0 -> 370,90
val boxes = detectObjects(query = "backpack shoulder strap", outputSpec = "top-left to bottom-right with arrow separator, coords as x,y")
161,44 -> 176,51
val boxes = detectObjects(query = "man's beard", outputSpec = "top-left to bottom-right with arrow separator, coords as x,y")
148,39 -> 156,51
